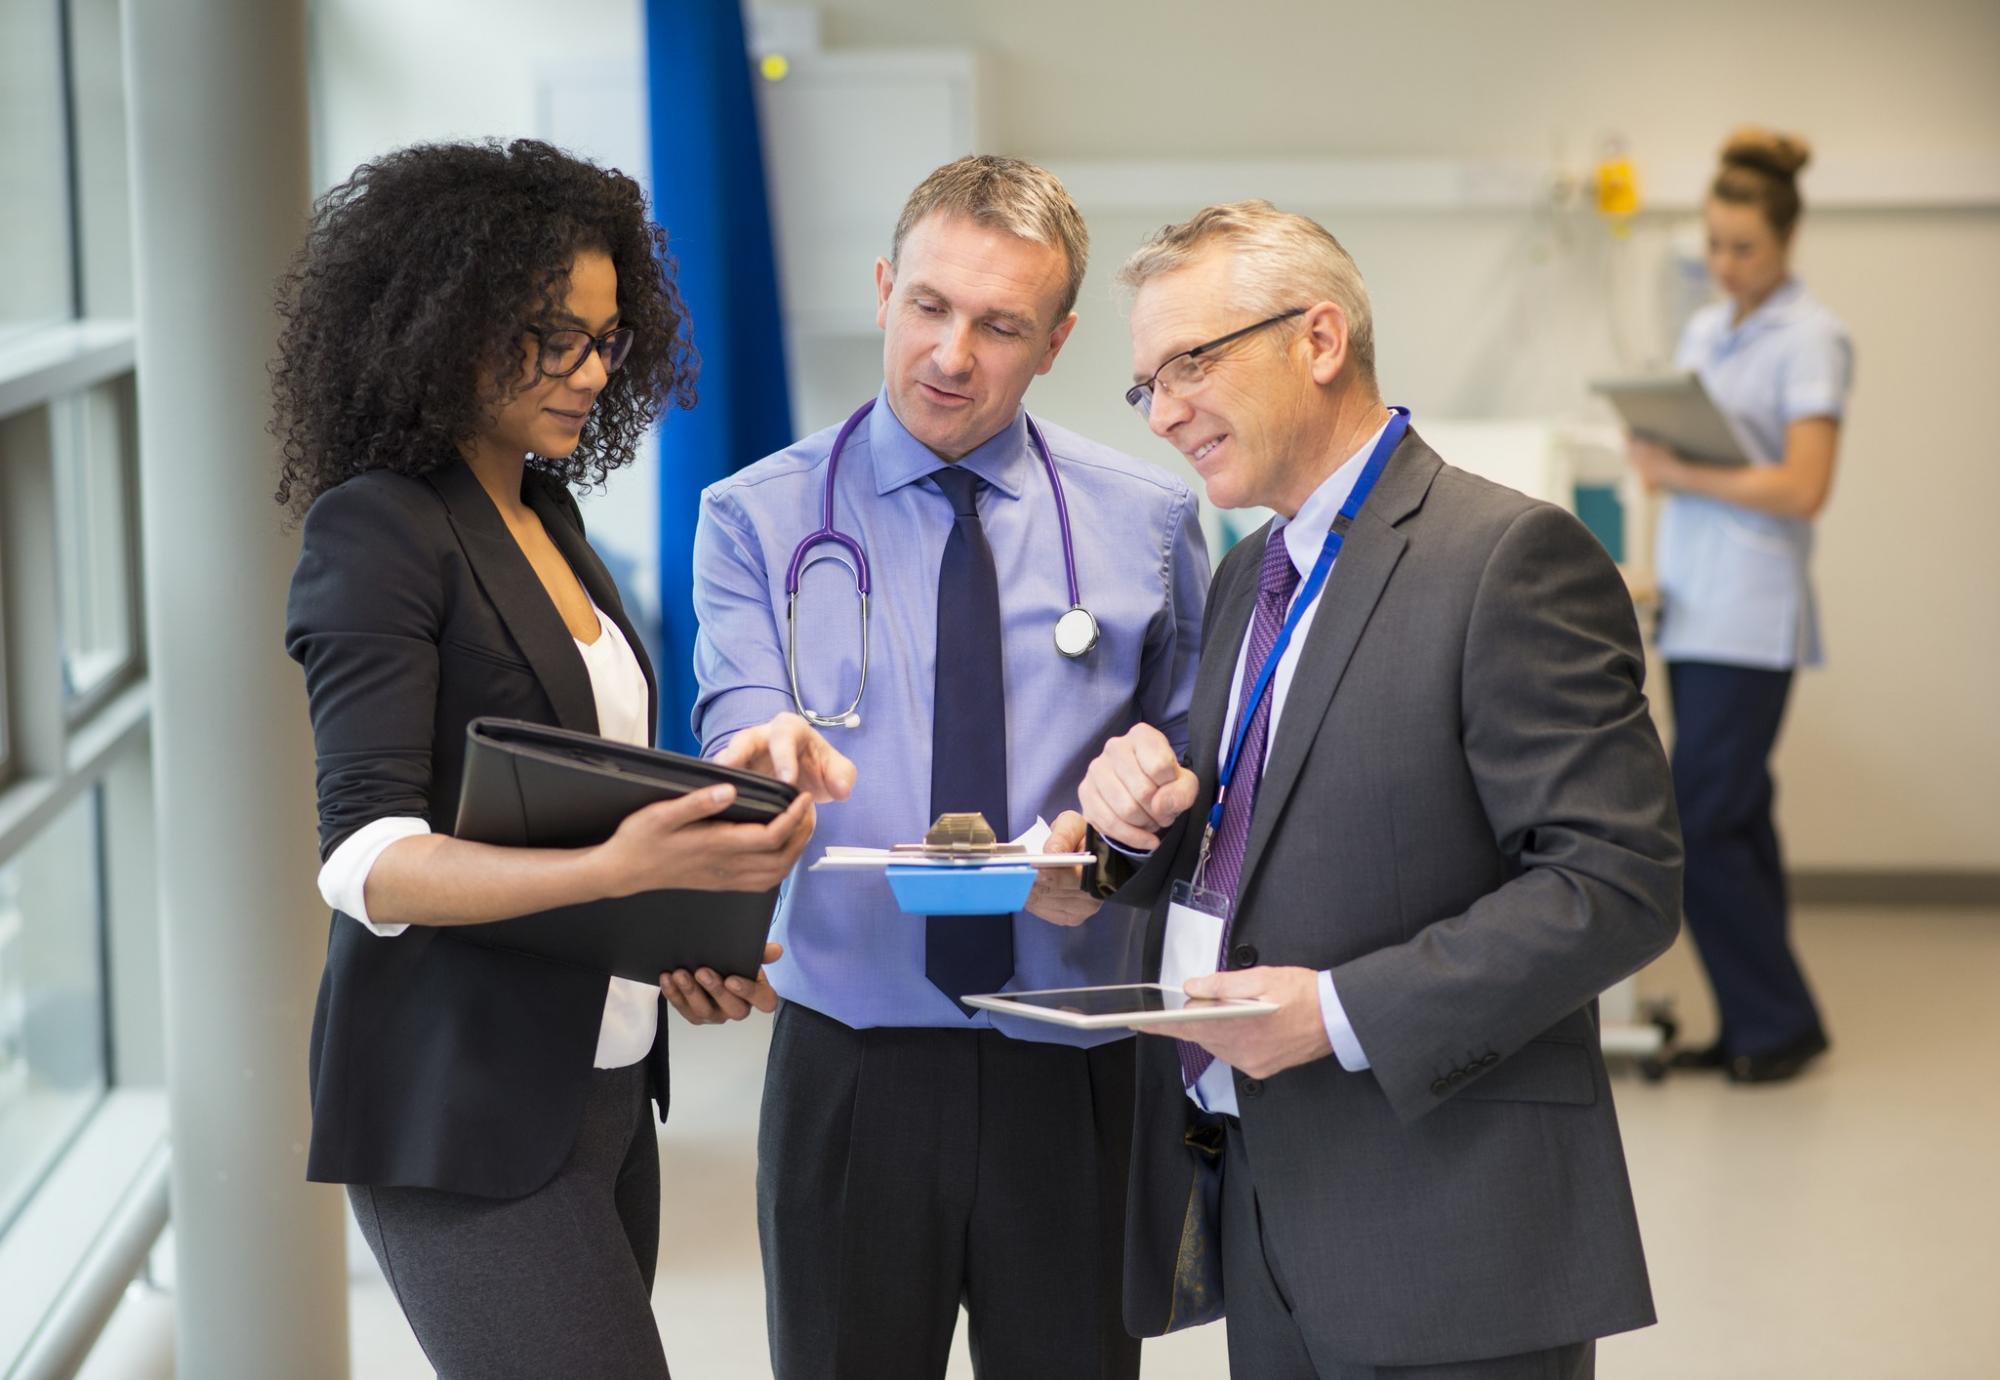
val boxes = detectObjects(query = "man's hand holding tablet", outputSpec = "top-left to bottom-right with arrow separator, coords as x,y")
963,983 -> 1278,1030
1133,966 -> 1334,1079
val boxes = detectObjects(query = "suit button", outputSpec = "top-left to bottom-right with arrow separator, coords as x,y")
1481,1052 -> 1501,1068
1240,1078 -> 1263,1097
1430,1078 -> 1450,1096
1230,943 -> 1259,969
1447,1068 -> 1469,1087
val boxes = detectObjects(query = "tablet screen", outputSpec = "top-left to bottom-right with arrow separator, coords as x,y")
1008,986 -> 1171,1016
992,986 -> 1258,1018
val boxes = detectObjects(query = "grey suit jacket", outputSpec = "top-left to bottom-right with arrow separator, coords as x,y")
1115,429 -> 1682,1364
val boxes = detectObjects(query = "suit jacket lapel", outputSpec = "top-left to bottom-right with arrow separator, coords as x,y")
1234,434 -> 1443,905
527,477 -> 660,738
427,461 -> 600,736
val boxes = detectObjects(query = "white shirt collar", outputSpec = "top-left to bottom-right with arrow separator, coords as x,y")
1276,414 -> 1394,579
1724,277 -> 1809,341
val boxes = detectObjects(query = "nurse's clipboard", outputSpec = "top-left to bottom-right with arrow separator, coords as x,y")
1590,372 -> 1754,466
445,717 -> 800,982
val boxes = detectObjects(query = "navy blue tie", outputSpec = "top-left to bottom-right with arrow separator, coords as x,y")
927,465 -> 1014,1009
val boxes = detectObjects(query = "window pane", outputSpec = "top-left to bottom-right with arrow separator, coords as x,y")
52,385 -> 135,704
67,0 -> 133,319
0,1 -> 76,342
0,790 -> 109,1232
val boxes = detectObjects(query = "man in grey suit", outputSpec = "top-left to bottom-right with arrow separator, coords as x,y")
1035,201 -> 1683,1378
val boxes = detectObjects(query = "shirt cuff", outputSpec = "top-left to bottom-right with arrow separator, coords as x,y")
1317,968 -> 1370,1072
317,817 -> 431,936
1783,391 -> 1844,422
1102,836 -> 1155,859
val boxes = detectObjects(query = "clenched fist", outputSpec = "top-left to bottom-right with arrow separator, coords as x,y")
1079,723 -> 1197,851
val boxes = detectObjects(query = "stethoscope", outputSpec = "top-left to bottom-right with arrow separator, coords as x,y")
785,397 -> 1097,729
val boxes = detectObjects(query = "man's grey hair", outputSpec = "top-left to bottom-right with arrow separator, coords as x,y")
890,155 -> 1091,322
1116,200 -> 1376,382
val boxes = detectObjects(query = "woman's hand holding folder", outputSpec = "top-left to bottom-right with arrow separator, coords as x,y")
592,786 -> 817,899
589,709 -> 851,900
364,766 -> 816,928
361,711 -> 847,947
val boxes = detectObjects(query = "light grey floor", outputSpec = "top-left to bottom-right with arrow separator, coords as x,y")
84,904 -> 2000,1378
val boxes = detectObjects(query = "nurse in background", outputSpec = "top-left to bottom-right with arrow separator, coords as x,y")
1627,127 -> 1853,1085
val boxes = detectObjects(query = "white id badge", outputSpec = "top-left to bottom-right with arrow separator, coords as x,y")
1161,879 -> 1230,996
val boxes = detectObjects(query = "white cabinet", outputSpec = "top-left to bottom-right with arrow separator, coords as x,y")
753,50 -> 983,337
1413,418 -> 1649,579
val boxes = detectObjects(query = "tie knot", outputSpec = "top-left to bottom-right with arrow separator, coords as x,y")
1259,530 -> 1300,602
931,465 -> 983,518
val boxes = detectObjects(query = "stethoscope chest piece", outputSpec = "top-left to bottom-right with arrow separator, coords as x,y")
1054,605 -> 1099,659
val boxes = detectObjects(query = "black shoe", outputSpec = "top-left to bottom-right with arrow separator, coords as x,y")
1668,1039 -> 1728,1071
1727,1029 -> 1830,1085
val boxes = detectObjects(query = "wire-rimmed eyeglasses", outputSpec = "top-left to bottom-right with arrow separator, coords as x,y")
1123,308 -> 1305,418
527,324 -> 635,379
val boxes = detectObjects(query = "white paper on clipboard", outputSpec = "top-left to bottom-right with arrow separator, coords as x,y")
810,817 -> 1091,871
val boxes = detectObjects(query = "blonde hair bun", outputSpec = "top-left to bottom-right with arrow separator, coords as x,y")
1720,127 -> 1812,181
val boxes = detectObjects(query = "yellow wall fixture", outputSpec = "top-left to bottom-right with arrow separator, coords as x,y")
759,53 -> 791,82
1595,144 -> 1640,234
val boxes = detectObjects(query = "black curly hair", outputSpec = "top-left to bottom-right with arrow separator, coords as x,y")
271,138 -> 697,517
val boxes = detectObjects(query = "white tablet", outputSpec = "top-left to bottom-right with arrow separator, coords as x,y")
1589,371 -> 1754,466
963,983 -> 1278,1030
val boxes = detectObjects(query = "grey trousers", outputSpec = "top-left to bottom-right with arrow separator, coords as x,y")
349,1063 -> 670,1380
1220,1119 -> 1594,1380
758,1001 -> 1141,1380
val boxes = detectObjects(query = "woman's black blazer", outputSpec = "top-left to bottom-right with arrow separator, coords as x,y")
285,459 -> 671,1198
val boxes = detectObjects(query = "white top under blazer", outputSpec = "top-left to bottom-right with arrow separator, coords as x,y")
315,600 -> 660,1069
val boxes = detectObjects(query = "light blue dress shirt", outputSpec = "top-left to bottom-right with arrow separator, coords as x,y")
692,390 -> 1209,1047
1183,420 -> 1386,1116
1656,278 -> 1854,670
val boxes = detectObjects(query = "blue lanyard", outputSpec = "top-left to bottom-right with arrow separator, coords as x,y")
1207,407 -> 1410,835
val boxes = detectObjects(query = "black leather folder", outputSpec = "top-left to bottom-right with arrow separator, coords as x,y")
447,717 -> 800,982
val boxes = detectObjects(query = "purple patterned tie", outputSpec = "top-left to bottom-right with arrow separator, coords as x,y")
1179,530 -> 1302,1087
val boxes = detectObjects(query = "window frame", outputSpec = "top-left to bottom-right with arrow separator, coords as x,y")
51,377 -> 145,728
0,5 -> 162,1373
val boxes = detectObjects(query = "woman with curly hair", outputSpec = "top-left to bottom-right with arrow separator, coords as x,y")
1626,128 -> 1852,1085
277,139 -> 851,1375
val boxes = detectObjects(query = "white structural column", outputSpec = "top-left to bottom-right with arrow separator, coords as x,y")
122,1 -> 349,1375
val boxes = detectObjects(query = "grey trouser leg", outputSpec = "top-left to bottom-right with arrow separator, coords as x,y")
758,1001 -> 1140,1380
349,1063 -> 669,1380
1220,1119 -> 1594,1380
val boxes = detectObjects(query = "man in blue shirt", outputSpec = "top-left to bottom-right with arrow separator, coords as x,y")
689,156 -> 1208,1379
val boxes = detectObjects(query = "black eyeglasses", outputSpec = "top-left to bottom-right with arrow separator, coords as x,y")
1124,308 -> 1306,417
527,324 -> 635,379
